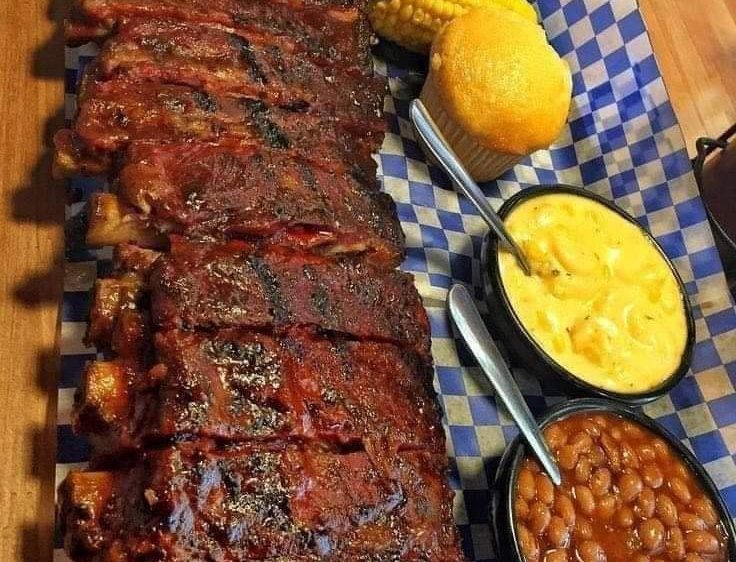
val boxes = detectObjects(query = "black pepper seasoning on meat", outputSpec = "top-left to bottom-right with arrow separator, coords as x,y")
192,90 -> 218,113
310,284 -> 331,318
247,256 -> 290,324
242,99 -> 290,149
228,34 -> 268,86
159,93 -> 186,113
279,99 -> 310,113
203,337 -> 284,430
204,339 -> 282,391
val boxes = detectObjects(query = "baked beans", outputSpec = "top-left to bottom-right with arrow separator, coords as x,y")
514,412 -> 728,562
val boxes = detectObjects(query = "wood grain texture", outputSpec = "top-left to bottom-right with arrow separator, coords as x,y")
0,1 -> 734,562
0,1 -> 65,562
641,0 -> 736,155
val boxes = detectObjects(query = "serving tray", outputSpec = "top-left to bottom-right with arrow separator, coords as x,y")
55,1 -> 736,560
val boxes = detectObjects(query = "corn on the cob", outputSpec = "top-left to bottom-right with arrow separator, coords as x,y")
369,0 -> 538,53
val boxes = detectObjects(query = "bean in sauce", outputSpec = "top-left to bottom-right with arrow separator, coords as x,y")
514,412 -> 728,562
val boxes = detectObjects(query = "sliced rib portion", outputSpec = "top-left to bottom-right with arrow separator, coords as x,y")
87,187 -> 403,266
66,0 -> 375,72
86,275 -> 151,360
74,328 -> 444,459
55,83 -> 379,180
95,19 -> 385,117
86,241 -> 428,358
107,142 -> 402,263
85,244 -> 160,359
59,442 -> 464,561
61,75 -> 380,174
149,238 -> 431,358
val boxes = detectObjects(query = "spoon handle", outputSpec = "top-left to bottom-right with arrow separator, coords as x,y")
447,284 -> 561,485
409,100 -> 531,275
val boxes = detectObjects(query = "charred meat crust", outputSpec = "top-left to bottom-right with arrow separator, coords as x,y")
59,441 -> 465,562
68,74 -> 381,175
65,0 -> 376,72
115,141 -> 402,264
149,238 -> 431,359
87,240 -> 426,357
74,328 -> 444,460
93,18 -> 386,117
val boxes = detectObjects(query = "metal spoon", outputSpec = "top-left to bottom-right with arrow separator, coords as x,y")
409,99 -> 532,276
448,284 -> 561,485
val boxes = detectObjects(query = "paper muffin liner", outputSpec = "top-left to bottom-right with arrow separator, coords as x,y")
419,77 -> 524,182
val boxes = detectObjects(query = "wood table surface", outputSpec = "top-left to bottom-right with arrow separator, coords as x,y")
641,0 -> 736,155
0,1 -> 734,561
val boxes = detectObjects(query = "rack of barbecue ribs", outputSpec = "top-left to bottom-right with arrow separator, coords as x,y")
57,0 -> 466,560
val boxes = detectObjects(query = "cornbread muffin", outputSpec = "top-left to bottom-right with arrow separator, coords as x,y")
420,6 -> 572,181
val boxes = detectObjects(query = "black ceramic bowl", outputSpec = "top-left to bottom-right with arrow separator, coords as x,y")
481,184 -> 695,405
492,398 -> 736,562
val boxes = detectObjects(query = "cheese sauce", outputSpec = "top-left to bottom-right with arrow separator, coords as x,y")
498,193 -> 688,394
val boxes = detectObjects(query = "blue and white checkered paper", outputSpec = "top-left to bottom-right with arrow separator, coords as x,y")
56,1 -> 736,560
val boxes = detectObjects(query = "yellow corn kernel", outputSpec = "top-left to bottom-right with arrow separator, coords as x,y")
369,0 -> 538,52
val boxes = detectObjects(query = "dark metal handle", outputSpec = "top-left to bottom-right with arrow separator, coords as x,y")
693,123 -> 736,189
